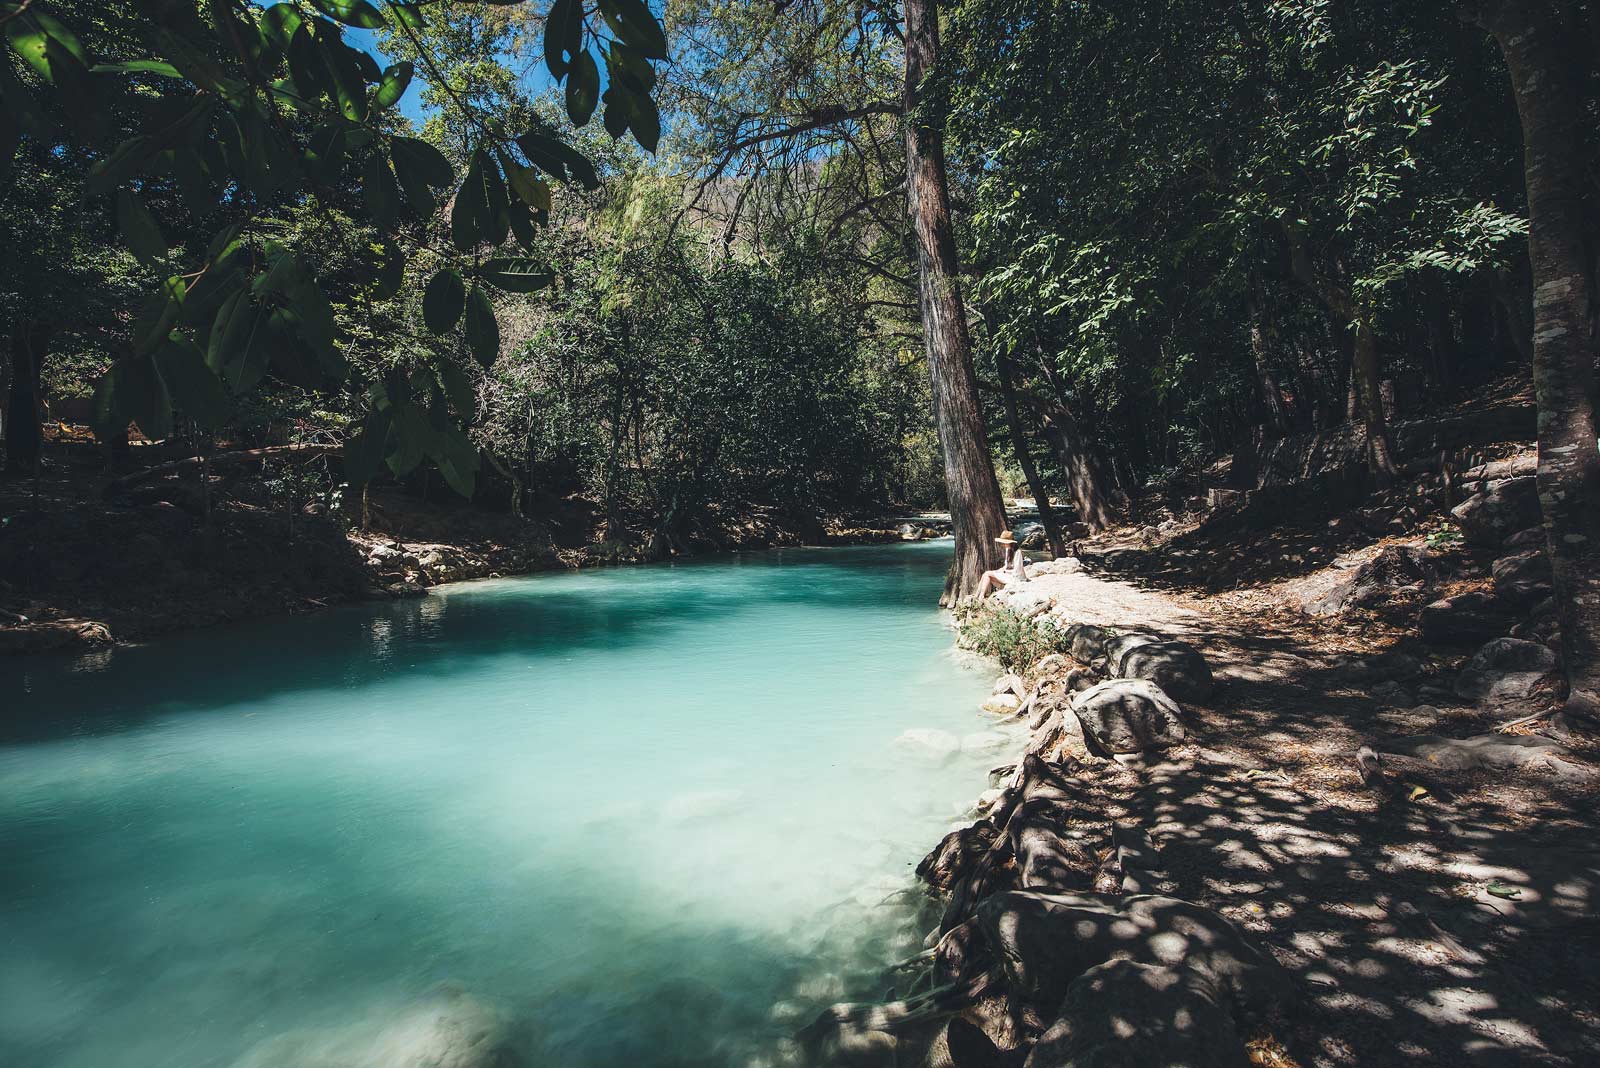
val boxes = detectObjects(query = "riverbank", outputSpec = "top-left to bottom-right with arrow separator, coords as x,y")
0,459 -> 953,655
815,551 -> 1600,1067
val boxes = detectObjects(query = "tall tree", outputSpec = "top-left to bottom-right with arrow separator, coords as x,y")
1473,0 -> 1600,721
902,0 -> 1006,602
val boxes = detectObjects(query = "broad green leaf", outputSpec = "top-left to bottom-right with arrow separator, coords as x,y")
308,0 -> 387,29
544,0 -> 582,79
361,153 -> 400,228
86,136 -> 159,196
479,149 -> 510,246
501,155 -> 551,211
428,423 -> 479,498
375,61 -> 412,109
116,355 -> 174,440
91,60 -> 183,78
451,150 -> 486,250
389,4 -> 427,30
116,189 -> 167,266
463,285 -> 499,366
507,199 -> 538,249
316,24 -> 370,121
133,276 -> 185,354
515,132 -> 599,190
261,4 -> 305,48
391,135 -> 453,186
600,0 -> 668,60
481,257 -> 552,293
154,340 -> 229,430
344,406 -> 393,486
387,401 -> 430,476
566,50 -> 599,126
423,268 -> 465,333
435,359 -> 476,419
5,11 -> 89,80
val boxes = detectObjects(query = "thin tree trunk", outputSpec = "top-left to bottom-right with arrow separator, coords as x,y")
993,341 -> 1067,557
1350,318 -> 1399,485
903,0 -> 1007,604
1042,406 -> 1119,533
4,319 -> 46,474
1247,295 -> 1292,437
1480,0 -> 1600,721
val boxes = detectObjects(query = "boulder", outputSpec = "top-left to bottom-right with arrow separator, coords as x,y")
1064,623 -> 1112,665
1450,476 -> 1540,548
1016,522 -> 1048,550
1029,653 -> 1073,680
981,692 -> 1023,716
994,672 -> 1028,697
1070,679 -> 1186,753
1305,544 -> 1432,617
1419,590 -> 1515,645
1492,549 -> 1553,607
997,586 -> 1055,618
1108,636 -> 1215,704
1504,526 -> 1545,549
1025,960 -> 1247,1068
1454,637 -> 1559,702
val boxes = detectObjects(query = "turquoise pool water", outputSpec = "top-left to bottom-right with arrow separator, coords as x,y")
1,542 -> 1003,1068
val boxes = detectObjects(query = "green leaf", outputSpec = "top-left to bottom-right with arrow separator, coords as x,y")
261,4 -> 305,48
374,61 -> 412,109
428,423 -> 479,498
344,406 -> 393,486
515,132 -> 599,190
435,359 -> 476,419
114,355 -> 174,440
133,276 -> 186,354
501,155 -> 551,211
387,400 -> 430,476
389,4 -> 427,30
315,24 -> 370,121
566,49 -> 599,126
628,92 -> 660,153
308,0 -> 387,29
600,0 -> 668,60
507,199 -> 538,249
154,340 -> 229,430
544,0 -> 583,79
423,268 -> 465,333
478,149 -> 510,246
5,11 -> 89,80
361,152 -> 400,229
91,60 -> 183,78
481,257 -> 552,293
451,150 -> 486,250
463,285 -> 499,366
116,189 -> 167,266
391,135 -> 454,186
209,289 -> 272,392
86,136 -> 159,196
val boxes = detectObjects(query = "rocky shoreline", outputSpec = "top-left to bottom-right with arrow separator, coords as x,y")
799,561 -> 1294,1068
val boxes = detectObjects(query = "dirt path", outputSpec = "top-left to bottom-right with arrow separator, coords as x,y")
997,564 -> 1600,1068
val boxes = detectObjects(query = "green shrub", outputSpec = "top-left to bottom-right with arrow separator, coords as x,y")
954,603 -> 1073,672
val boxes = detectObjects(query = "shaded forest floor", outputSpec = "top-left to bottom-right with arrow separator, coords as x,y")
1004,562 -> 1599,1066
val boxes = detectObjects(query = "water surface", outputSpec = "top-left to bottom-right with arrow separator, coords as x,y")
1,543 -> 1003,1068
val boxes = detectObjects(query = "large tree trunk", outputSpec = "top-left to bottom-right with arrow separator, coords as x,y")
4,319 -> 47,474
903,0 -> 1007,604
1481,0 -> 1600,721
993,341 -> 1068,557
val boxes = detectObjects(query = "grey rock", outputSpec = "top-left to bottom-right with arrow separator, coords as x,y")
1450,476 -> 1540,548
1454,637 -> 1559,701
1109,636 -> 1215,704
1504,526 -> 1545,549
1070,679 -> 1186,753
1305,544 -> 1433,617
1064,623 -> 1112,665
1492,549 -> 1553,607
1420,590 -> 1514,645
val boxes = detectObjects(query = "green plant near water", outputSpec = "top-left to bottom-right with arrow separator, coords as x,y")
954,603 -> 1072,672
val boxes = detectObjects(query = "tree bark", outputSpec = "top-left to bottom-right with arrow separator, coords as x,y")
4,319 -> 47,474
1480,0 -> 1600,721
993,341 -> 1067,557
903,0 -> 1007,604
1247,295 -> 1292,437
1042,405 -> 1119,533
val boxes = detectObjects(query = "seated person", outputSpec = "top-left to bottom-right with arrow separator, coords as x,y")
977,529 -> 1027,599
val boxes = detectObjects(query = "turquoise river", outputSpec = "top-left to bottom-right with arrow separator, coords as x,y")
1,542 -> 1007,1068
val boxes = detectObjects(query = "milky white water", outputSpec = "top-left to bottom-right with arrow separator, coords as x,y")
1,542 -> 1008,1068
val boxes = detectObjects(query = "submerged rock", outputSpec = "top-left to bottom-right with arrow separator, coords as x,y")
1070,679 -> 1186,753
233,986 -> 522,1068
895,728 -> 962,763
981,692 -> 1023,716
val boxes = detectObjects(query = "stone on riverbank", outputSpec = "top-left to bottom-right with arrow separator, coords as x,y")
1454,636 -> 1559,702
1106,635 -> 1215,704
1070,679 -> 1186,753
